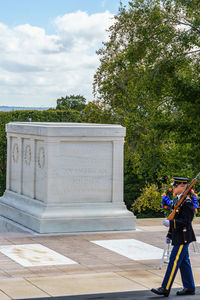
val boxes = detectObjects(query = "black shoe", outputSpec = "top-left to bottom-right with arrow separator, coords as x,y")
176,288 -> 195,296
151,287 -> 170,297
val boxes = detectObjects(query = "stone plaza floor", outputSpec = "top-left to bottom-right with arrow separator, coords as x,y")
0,217 -> 200,299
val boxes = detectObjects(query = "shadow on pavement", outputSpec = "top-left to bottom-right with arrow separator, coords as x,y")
16,287 -> 200,300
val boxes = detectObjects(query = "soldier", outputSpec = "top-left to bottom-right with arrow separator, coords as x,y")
151,177 -> 196,297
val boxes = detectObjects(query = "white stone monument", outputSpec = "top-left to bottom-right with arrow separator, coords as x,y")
0,122 -> 136,233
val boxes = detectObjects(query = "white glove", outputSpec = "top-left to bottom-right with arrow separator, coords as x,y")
166,237 -> 171,244
163,220 -> 170,227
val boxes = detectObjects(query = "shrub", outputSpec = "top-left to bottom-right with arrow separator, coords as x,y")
131,183 -> 162,215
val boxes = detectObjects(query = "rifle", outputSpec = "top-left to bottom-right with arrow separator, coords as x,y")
167,172 -> 200,220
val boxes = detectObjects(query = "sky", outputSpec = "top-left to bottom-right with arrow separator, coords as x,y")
0,0 -> 130,108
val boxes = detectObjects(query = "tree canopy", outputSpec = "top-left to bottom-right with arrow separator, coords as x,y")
94,0 -> 200,188
56,95 -> 86,112
92,0 -> 200,209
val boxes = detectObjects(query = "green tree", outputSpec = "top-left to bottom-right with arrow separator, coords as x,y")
56,95 -> 86,112
83,101 -> 117,124
93,0 -> 200,209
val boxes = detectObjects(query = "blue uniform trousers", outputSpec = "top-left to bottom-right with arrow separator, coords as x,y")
162,244 -> 195,291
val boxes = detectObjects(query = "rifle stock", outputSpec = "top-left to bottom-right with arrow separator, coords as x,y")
167,172 -> 200,221
168,209 -> 176,221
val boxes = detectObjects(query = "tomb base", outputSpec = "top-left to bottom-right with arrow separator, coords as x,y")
0,190 -> 135,233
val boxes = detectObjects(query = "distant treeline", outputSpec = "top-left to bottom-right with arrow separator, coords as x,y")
0,106 -> 50,111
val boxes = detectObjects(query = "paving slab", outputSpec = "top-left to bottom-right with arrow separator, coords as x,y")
26,272 -> 146,297
0,290 -> 12,300
0,278 -> 50,299
0,217 -> 199,299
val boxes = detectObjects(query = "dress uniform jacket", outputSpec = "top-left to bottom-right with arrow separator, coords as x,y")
167,198 -> 196,245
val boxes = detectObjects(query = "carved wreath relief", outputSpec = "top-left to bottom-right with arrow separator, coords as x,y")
38,147 -> 45,169
12,143 -> 19,163
24,144 -> 31,166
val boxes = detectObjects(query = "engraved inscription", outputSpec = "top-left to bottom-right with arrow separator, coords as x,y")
64,167 -> 109,193
65,168 -> 107,175
65,178 -> 108,192
24,144 -> 31,166
60,141 -> 112,202
12,143 -> 19,163
38,147 -> 45,169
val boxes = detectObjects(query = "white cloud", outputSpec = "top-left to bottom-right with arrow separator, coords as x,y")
54,10 -> 113,50
0,11 -> 114,107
